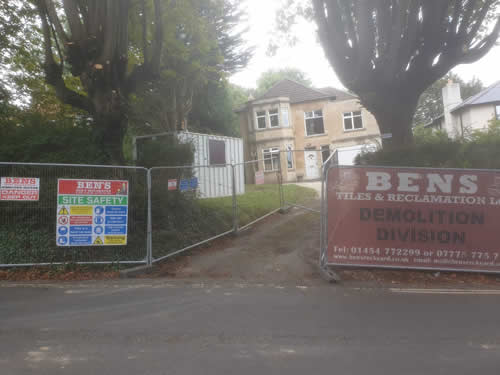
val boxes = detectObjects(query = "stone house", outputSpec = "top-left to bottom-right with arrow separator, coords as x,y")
427,80 -> 500,136
236,79 -> 381,183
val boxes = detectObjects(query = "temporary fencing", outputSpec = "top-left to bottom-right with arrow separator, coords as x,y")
235,159 -> 283,232
149,164 -> 238,263
0,162 -> 148,267
0,159 -> 287,268
278,149 -> 328,214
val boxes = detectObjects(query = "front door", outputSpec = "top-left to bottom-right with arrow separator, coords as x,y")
304,150 -> 319,179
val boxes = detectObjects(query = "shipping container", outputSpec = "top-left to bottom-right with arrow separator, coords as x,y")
134,131 -> 245,198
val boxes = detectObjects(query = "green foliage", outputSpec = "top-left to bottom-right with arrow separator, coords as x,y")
128,0 -> 251,134
255,68 -> 312,96
413,73 -> 484,126
357,120 -> 500,169
188,81 -> 251,137
135,134 -> 195,168
0,111 -> 107,164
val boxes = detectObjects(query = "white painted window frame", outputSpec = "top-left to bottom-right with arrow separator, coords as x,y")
269,109 -> 280,128
343,111 -> 364,131
304,109 -> 326,137
256,110 -> 267,130
263,147 -> 280,172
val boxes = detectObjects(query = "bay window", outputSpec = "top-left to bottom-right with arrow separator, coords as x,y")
263,147 -> 280,171
256,111 -> 267,129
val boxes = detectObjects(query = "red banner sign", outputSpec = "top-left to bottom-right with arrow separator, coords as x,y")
0,177 -> 40,201
58,179 -> 128,196
327,166 -> 500,273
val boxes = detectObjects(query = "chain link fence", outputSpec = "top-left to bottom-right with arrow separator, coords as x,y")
0,162 -> 148,267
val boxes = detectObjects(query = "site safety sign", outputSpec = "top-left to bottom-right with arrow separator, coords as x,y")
0,177 -> 40,201
56,179 -> 129,247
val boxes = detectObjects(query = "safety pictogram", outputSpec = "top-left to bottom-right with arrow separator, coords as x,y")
58,206 -> 69,215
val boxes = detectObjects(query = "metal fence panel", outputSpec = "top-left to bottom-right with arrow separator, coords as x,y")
0,158 -> 291,269
0,163 -> 148,267
234,159 -> 282,232
150,165 -> 237,263
278,150 -> 324,214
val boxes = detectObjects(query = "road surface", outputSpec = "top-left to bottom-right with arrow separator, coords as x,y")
1,280 -> 500,374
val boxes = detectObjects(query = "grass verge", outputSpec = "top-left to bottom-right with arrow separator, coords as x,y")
200,184 -> 317,227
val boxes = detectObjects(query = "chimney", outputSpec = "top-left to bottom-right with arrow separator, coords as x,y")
442,80 -> 462,136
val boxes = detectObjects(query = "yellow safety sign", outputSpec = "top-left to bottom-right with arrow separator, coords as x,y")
105,235 -> 127,245
58,206 -> 69,215
93,236 -> 103,245
70,206 -> 93,216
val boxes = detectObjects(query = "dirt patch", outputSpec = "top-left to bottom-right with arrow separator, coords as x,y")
149,208 -> 322,284
149,203 -> 500,288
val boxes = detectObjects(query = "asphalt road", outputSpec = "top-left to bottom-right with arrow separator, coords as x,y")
1,280 -> 500,374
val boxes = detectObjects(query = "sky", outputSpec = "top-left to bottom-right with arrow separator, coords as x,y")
230,0 -> 500,90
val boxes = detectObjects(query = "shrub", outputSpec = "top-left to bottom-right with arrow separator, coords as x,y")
0,112 -> 108,164
357,120 -> 500,169
135,133 -> 194,168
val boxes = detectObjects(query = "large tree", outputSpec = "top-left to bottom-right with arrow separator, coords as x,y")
128,0 -> 252,134
308,1 -> 500,146
34,0 -> 165,162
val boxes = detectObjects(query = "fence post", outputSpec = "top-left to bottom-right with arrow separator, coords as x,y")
278,152 -> 285,211
146,168 -> 153,266
231,164 -> 239,235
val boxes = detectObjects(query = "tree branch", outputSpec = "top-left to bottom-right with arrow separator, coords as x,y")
43,0 -> 68,43
461,16 -> 500,63
36,0 -> 92,113
141,0 -> 149,63
356,0 -> 376,75
150,0 -> 164,74
63,0 -> 85,41
465,0 -> 496,45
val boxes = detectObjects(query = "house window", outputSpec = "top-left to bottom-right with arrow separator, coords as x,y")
263,147 -> 280,171
305,110 -> 325,136
343,111 -> 363,131
269,109 -> 279,127
321,145 -> 331,163
256,111 -> 266,129
282,108 -> 290,127
208,139 -> 226,165
286,145 -> 294,169
496,105 -> 500,120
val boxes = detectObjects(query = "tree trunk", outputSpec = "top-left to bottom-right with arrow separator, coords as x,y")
91,90 -> 127,164
360,91 -> 420,149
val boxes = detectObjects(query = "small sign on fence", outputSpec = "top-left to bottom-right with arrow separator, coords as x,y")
0,177 -> 40,201
179,177 -> 198,192
327,166 -> 500,273
56,179 -> 129,247
255,171 -> 265,185
168,179 -> 178,191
